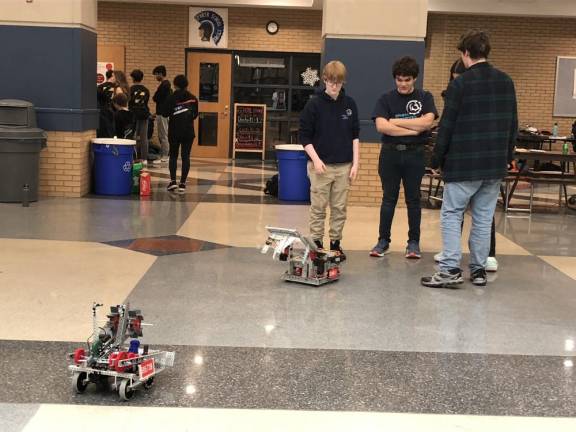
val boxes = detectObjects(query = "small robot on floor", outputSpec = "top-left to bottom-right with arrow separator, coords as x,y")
68,303 -> 175,401
262,226 -> 344,286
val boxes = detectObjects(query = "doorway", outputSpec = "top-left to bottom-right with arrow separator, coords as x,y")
187,51 -> 232,158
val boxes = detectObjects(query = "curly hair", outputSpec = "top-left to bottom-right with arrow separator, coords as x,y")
392,57 -> 419,79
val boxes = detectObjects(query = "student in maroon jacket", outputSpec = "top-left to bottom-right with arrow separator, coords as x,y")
164,75 -> 198,193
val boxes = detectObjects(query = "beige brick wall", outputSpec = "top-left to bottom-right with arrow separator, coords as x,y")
97,2 -> 322,97
96,6 -> 576,207
424,13 -> 576,135
40,130 -> 95,198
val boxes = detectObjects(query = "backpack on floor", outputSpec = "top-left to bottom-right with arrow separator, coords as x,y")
264,174 -> 278,197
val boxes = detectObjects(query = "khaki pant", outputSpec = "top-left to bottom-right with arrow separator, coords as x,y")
307,161 -> 352,241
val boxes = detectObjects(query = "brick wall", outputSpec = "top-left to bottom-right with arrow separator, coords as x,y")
97,2 -> 322,96
425,13 -> 576,135
40,130 -> 95,197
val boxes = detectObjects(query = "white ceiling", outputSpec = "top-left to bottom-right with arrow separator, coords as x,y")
104,0 -> 576,16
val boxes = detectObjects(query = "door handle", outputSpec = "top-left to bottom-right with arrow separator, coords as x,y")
223,105 -> 229,117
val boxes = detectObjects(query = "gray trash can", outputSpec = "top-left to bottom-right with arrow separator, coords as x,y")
0,100 -> 47,203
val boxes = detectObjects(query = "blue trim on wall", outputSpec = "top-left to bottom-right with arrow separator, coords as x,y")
0,25 -> 97,131
322,38 -> 426,143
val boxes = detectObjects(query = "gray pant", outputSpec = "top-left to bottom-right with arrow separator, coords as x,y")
156,115 -> 169,157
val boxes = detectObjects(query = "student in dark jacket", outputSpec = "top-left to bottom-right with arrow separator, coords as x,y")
97,69 -> 116,138
299,60 -> 360,260
422,30 -> 518,289
165,74 -> 198,193
129,69 -> 150,165
112,93 -> 134,139
152,65 -> 172,162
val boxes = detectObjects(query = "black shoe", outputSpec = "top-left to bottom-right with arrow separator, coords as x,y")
313,239 -> 323,250
421,268 -> 464,289
167,181 -> 178,192
470,269 -> 487,286
330,240 -> 346,261
178,183 -> 186,194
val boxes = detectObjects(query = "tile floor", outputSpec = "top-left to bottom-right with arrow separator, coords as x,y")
1,158 -> 576,431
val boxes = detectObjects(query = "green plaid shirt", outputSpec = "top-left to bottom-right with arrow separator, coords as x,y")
433,62 -> 518,182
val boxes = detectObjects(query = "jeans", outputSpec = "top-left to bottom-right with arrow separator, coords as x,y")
378,149 -> 425,243
440,179 -> 501,273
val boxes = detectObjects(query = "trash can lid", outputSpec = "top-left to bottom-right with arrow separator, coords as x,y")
0,126 -> 46,140
92,138 -> 136,146
0,99 -> 34,108
275,144 -> 305,151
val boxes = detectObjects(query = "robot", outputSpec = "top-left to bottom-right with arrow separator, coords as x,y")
68,303 -> 175,401
262,226 -> 344,286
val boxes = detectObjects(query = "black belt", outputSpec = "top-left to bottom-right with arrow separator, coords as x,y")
381,143 -> 423,151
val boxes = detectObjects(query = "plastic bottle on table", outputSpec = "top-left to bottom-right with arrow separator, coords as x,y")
552,122 -> 559,137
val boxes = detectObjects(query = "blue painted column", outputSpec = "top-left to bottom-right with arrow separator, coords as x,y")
321,0 -> 428,142
0,0 -> 98,197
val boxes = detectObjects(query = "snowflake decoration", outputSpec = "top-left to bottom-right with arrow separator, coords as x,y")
301,67 -> 320,87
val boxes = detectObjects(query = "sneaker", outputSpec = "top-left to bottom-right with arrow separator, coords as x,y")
167,181 -> 178,192
421,269 -> 464,289
161,157 -> 169,163
313,239 -> 323,250
405,241 -> 421,259
178,183 -> 186,193
470,269 -> 487,286
434,252 -> 444,262
370,239 -> 390,257
151,159 -> 161,165
486,256 -> 498,272
330,240 -> 346,261
141,160 -> 148,168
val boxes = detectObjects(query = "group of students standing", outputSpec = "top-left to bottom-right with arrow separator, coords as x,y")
299,30 -> 518,289
96,65 -> 199,193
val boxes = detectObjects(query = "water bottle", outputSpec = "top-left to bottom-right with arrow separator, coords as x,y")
552,122 -> 559,137
563,141 -> 569,155
22,184 -> 30,207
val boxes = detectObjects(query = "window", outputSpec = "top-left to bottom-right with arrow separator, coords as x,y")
232,51 -> 321,156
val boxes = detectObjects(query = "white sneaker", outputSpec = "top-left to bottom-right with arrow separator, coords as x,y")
486,256 -> 498,272
161,157 -> 169,163
151,159 -> 161,165
434,252 -> 444,262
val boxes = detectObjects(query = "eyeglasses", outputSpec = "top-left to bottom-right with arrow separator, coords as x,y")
325,79 -> 344,86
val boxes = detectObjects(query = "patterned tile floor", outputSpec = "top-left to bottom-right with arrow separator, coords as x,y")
1,157 -> 576,431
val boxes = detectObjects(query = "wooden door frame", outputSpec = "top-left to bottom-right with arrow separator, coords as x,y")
186,48 -> 234,158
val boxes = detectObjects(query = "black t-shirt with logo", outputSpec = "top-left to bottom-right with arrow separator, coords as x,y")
372,89 -> 438,145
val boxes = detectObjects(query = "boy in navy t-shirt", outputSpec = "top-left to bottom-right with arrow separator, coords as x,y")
369,56 -> 438,259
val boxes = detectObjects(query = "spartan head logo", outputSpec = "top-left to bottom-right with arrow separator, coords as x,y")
406,100 -> 423,116
195,10 -> 225,45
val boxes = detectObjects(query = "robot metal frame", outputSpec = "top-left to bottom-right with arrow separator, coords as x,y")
262,226 -> 344,286
67,302 -> 175,401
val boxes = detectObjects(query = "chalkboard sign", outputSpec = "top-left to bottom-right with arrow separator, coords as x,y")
233,103 -> 266,159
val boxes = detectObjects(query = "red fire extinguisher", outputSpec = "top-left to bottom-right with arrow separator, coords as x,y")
139,169 -> 151,197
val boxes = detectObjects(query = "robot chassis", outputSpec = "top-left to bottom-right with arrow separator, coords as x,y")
262,226 -> 344,286
68,303 -> 175,401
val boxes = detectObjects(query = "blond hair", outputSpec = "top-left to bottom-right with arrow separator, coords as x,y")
322,60 -> 347,83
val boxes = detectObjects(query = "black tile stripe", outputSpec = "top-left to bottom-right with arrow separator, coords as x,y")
1,341 -> 575,416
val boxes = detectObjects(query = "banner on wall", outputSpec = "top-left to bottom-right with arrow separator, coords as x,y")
189,7 -> 228,49
97,62 -> 114,85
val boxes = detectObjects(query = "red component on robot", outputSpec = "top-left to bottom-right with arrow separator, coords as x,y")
328,267 -> 339,279
73,348 -> 85,365
115,351 -> 129,372
108,352 -> 119,369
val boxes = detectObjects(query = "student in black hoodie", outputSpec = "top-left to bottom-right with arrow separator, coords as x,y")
165,75 -> 198,193
299,60 -> 360,260
152,65 -> 172,162
129,69 -> 150,165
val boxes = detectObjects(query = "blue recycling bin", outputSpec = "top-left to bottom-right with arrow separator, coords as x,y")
92,138 -> 135,195
275,144 -> 310,201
